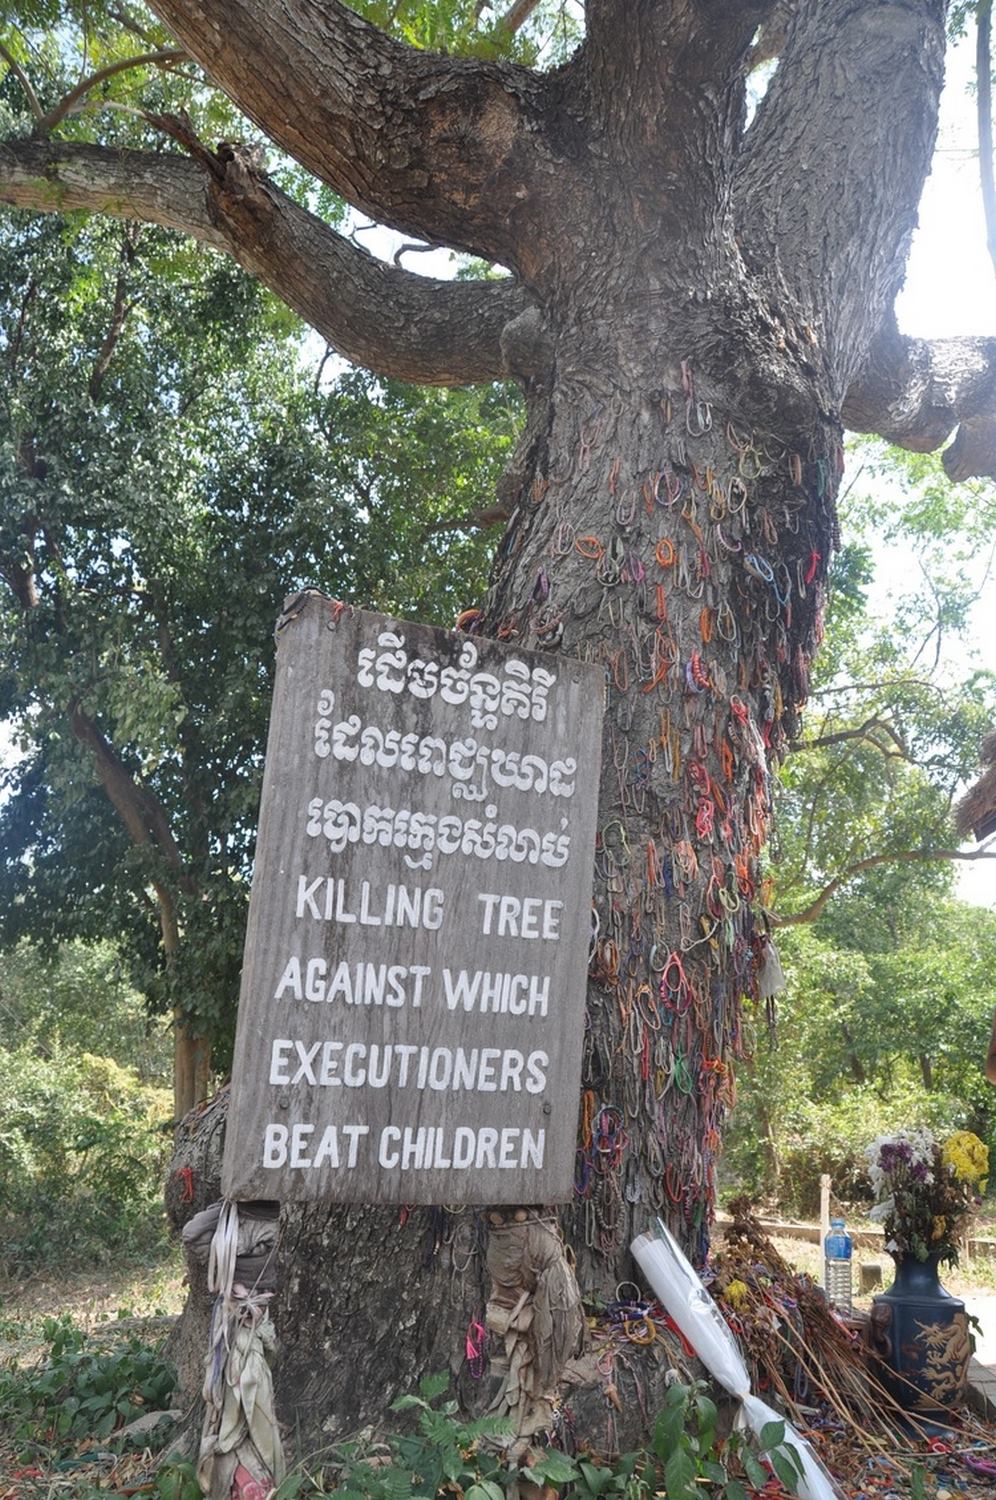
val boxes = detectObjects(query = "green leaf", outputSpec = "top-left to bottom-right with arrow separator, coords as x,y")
580,1460 -> 612,1495
440,1451 -> 463,1484
742,1452 -> 768,1489
94,1408 -> 117,1439
653,1405 -> 687,1463
528,1450 -> 580,1484
381,1466 -> 416,1500
464,1483 -> 505,1500
271,1477 -> 307,1499
758,1421 -> 786,1452
390,1394 -> 427,1412
663,1444 -> 697,1500
769,1450 -> 801,1494
723,1484 -> 749,1500
693,1392 -> 717,1454
784,1444 -> 805,1478
417,1370 -> 451,1402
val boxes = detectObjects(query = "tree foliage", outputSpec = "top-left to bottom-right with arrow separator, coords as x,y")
0,205 -> 516,1068
727,897 -> 996,1216
771,445 -> 996,928
4,0 -> 996,1454
0,938 -> 169,1078
730,445 -> 996,1214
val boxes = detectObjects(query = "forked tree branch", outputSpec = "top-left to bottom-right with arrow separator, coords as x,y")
582,0 -> 777,127
0,138 -> 528,385
772,842 -> 996,927
35,48 -> 187,135
148,0 -> 553,262
737,0 -> 946,396
790,717 -> 909,758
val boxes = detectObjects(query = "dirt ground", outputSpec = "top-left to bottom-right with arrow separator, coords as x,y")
3,1229 -> 995,1344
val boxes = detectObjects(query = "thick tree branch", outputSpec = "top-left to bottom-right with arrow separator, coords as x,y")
582,0 -> 774,136
69,701 -> 188,877
571,0 -> 780,266
0,511 -> 40,611
585,0 -> 776,78
773,842 -> 996,927
67,701 -> 209,1112
148,0 -> 552,262
0,138 -> 528,385
495,0 -> 543,35
89,234 -> 137,400
790,717 -> 909,758
736,0 -> 946,396
842,312 -> 996,481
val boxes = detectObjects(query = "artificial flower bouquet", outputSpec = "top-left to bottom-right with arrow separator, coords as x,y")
864,1128 -> 989,1265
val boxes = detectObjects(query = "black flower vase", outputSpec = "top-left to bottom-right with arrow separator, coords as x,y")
869,1252 -> 972,1413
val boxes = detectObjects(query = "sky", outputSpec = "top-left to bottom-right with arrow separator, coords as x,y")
882,31 -> 996,907
898,33 -> 996,339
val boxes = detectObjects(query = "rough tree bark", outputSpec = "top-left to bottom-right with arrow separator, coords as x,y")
1,0 -> 979,1451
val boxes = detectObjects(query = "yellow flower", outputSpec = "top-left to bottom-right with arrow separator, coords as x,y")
931,1215 -> 947,1242
942,1131 -> 989,1185
725,1279 -> 749,1310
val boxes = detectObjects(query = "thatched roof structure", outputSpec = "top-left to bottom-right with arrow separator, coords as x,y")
957,729 -> 996,841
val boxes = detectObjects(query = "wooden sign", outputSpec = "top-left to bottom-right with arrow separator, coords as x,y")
222,596 -> 603,1205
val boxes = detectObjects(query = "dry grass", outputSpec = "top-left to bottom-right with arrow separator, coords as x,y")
768,1232 -> 996,1299
0,1247 -> 185,1366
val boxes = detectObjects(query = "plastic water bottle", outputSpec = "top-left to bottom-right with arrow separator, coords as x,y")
824,1218 -> 853,1313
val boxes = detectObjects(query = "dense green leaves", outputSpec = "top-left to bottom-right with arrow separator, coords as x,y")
0,206 -> 517,1054
0,938 -> 168,1077
728,444 -> 996,1213
0,1314 -> 177,1454
0,1044 -> 171,1268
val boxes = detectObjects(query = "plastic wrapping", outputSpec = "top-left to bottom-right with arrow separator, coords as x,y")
631,1227 -> 750,1397
738,1393 -> 843,1500
632,1223 -> 841,1500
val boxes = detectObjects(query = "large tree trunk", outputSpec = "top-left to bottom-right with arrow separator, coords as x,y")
486,286 -> 838,1283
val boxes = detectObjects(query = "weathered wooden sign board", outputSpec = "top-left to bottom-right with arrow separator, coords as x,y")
222,595 -> 603,1205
